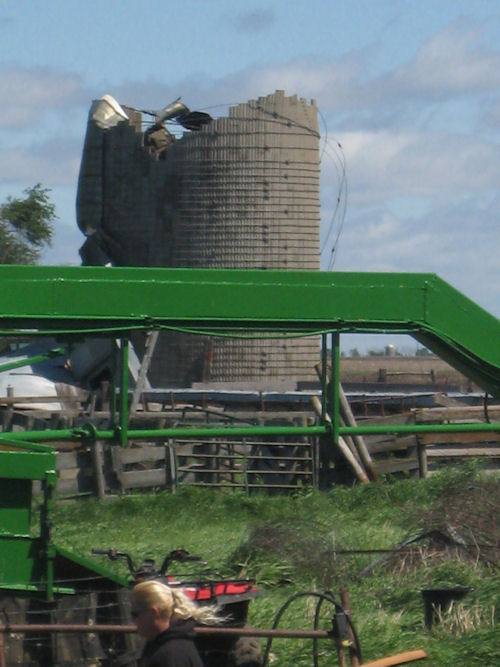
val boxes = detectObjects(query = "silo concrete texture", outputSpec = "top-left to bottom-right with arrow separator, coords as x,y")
76,90 -> 321,386
77,98 -> 172,267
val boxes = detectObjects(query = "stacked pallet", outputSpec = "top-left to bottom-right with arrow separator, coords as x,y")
415,405 -> 500,475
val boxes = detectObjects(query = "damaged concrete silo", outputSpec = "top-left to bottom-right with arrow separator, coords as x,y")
77,90 -> 321,386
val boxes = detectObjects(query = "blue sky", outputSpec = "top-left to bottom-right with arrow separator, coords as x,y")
1,0 -> 499,354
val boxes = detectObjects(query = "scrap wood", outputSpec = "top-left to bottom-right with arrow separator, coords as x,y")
314,362 -> 377,480
360,649 -> 428,667
339,383 -> 378,480
311,396 -> 369,483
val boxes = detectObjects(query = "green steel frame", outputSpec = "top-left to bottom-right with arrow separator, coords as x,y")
1,264 -> 500,448
1,265 -> 499,598
1,265 -> 499,391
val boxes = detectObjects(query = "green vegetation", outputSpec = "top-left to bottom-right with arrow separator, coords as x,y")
53,466 -> 499,667
0,184 -> 56,264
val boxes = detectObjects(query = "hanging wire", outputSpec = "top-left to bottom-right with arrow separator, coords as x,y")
317,108 -> 348,271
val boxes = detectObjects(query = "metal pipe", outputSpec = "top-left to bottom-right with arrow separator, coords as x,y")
340,586 -> 360,667
0,434 -> 55,452
0,624 -> 134,634
0,623 -> 334,639
0,429 -> 77,442
0,624 -> 427,666
124,425 -> 328,439
197,627 -> 333,639
321,333 -> 327,421
2,421 -> 500,445
119,338 -> 129,446
339,423 -> 500,435
0,348 -> 66,374
109,341 -> 118,428
331,332 -> 340,444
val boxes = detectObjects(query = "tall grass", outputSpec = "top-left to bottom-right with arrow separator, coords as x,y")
52,467 -> 499,666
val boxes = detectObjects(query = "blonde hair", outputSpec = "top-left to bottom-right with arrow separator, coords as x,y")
131,581 -> 222,625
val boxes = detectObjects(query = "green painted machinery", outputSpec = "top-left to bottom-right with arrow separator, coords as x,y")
1,265 -> 499,448
1,265 -> 499,395
0,265 -> 499,665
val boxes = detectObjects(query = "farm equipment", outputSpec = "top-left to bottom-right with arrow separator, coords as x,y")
1,265 -> 500,665
91,547 -> 262,667
0,436 -> 131,665
0,438 -> 261,666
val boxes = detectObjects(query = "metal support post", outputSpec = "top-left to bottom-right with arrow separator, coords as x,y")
119,338 -> 129,447
321,333 -> 328,422
330,332 -> 340,444
41,469 -> 58,601
109,340 -> 118,429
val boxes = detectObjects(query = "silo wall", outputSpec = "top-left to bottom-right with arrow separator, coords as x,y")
77,91 -> 321,386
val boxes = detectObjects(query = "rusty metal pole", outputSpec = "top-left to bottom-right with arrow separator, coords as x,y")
0,623 -> 427,666
0,623 -> 335,638
0,629 -> 6,667
340,587 -> 361,667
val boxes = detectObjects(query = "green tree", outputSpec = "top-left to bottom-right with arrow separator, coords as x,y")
0,184 -> 56,264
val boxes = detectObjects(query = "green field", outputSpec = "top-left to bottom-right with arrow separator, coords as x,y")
53,464 -> 499,667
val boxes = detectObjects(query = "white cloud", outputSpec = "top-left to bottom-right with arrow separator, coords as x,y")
328,191 -> 499,317
0,139 -> 81,186
0,64 -> 87,129
2,19 -> 497,137
237,57 -> 363,105
0,18 -> 497,326
391,21 -> 500,98
334,209 -> 440,271
323,129 -> 500,207
91,20 -> 499,135
205,21 -> 500,127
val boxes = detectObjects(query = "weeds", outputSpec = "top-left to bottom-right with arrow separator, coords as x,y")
52,467 -> 499,667
433,600 -> 496,635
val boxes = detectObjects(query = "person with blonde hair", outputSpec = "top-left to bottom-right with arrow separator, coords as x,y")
131,580 -> 220,666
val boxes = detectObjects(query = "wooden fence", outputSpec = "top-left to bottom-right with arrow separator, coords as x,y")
52,436 -> 316,497
356,405 -> 500,478
2,402 -> 500,497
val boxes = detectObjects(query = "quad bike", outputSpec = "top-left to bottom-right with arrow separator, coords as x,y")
91,547 -> 263,667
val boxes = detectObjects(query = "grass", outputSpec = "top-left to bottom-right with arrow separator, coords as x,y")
51,465 -> 499,667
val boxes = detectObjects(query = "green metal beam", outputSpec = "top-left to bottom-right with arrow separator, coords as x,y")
0,435 -> 56,454
0,265 -> 499,395
331,332 -> 340,444
0,347 -> 66,374
4,422 -> 499,446
119,338 -> 129,446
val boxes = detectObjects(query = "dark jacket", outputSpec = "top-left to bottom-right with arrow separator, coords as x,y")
139,618 -> 204,667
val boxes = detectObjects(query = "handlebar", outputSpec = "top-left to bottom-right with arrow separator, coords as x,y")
159,549 -> 205,575
91,548 -> 137,574
92,548 -> 206,578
